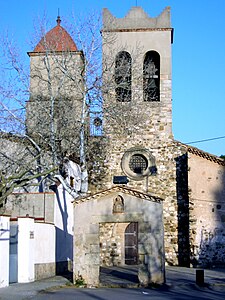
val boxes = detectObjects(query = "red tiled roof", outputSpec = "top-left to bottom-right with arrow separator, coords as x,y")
187,146 -> 225,166
174,140 -> 225,166
33,17 -> 77,52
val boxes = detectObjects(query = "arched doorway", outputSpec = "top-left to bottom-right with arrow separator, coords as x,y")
125,222 -> 138,265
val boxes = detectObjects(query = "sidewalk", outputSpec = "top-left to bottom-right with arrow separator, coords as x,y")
0,276 -> 71,300
1,267 -> 225,300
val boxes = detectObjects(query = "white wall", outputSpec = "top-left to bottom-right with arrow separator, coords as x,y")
54,186 -> 74,263
54,186 -> 74,235
18,217 -> 35,283
0,216 -> 10,288
34,222 -> 55,264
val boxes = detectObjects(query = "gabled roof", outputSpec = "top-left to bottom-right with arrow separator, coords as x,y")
187,145 -> 225,166
33,16 -> 77,53
174,140 -> 225,166
74,186 -> 163,204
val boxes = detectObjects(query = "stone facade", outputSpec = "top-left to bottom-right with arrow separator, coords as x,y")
99,222 -> 127,266
74,187 -> 164,286
86,7 -> 225,270
87,7 -> 183,266
188,149 -> 225,267
88,138 -> 188,265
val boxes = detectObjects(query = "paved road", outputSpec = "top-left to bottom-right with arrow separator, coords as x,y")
29,285 -> 225,300
100,265 -> 225,287
20,267 -> 225,300
1,267 -> 225,300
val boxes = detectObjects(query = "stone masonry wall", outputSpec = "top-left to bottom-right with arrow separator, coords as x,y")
188,153 -> 225,267
99,222 -> 128,266
88,135 -> 187,266
74,192 -> 164,286
87,6 -> 187,266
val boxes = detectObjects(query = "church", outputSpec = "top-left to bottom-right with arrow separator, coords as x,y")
73,6 -> 225,286
1,6 -> 225,287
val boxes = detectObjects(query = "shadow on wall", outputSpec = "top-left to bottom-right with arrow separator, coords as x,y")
55,188 -> 73,277
197,163 -> 225,267
175,153 -> 190,267
137,207 -> 165,285
176,152 -> 225,268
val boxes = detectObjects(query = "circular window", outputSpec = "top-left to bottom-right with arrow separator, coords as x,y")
121,148 -> 156,180
129,154 -> 148,174
93,117 -> 102,127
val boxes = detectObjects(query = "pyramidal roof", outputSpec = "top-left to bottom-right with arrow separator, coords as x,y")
33,16 -> 78,52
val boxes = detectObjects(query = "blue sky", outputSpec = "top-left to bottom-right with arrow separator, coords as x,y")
0,0 -> 225,156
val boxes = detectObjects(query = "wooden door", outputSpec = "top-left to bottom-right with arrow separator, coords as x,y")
125,222 -> 138,265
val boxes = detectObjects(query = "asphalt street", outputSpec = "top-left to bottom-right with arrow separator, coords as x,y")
1,267 -> 225,300
28,285 -> 225,300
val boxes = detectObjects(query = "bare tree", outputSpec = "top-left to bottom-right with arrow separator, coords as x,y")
0,11 -> 103,206
0,132 -> 57,210
0,9 -> 154,206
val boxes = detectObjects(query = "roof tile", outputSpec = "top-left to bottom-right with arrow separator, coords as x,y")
34,17 -> 77,52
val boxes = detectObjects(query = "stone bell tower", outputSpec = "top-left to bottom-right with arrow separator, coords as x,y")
99,6 -> 174,190
26,16 -> 85,158
102,6 -> 173,138
94,6 -> 184,267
